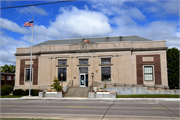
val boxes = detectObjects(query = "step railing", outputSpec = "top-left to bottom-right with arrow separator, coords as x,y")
64,80 -> 73,92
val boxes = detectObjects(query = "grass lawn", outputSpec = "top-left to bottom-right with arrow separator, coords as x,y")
1,95 -> 23,98
116,94 -> 179,98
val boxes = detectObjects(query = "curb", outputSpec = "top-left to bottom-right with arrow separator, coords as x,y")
1,97 -> 180,101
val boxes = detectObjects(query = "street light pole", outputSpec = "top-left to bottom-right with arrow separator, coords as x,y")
91,73 -> 94,92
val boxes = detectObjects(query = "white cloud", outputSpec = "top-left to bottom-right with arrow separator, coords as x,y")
0,18 -> 29,34
51,6 -> 112,37
139,1 -> 179,16
110,20 -> 180,49
90,1 -> 146,21
17,6 -> 48,16
0,33 -> 30,66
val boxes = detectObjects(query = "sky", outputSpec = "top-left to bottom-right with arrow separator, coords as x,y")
0,0 -> 180,66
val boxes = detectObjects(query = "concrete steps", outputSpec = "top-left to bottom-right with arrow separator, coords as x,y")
65,87 -> 90,97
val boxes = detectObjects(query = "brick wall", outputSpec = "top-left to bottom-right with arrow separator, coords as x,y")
1,73 -> 15,86
136,55 -> 161,85
20,59 -> 38,85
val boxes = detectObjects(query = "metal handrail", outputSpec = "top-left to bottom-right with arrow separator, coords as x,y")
64,80 -> 73,92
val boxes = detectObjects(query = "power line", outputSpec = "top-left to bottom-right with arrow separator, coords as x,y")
0,0 -> 75,9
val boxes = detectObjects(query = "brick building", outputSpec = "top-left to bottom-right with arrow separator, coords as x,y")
14,35 -> 168,90
1,72 -> 15,86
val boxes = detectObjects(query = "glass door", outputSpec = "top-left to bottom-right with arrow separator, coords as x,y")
80,73 -> 86,87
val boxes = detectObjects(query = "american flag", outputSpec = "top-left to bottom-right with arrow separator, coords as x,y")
24,21 -> 33,27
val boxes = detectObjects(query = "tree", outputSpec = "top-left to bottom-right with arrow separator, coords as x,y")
167,48 -> 179,89
51,76 -> 62,92
0,64 -> 15,73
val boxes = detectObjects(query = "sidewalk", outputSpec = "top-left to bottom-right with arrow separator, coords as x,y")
1,96 -> 180,101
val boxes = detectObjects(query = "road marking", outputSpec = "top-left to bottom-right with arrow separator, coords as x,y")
66,106 -> 94,108
1,105 -> 17,107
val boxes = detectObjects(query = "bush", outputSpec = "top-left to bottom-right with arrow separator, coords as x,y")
31,89 -> 40,96
1,84 -> 13,95
13,89 -> 41,96
22,89 -> 29,95
51,76 -> 62,92
13,89 -> 24,95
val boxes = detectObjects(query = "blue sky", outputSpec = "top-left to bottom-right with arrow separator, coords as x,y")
0,0 -> 180,66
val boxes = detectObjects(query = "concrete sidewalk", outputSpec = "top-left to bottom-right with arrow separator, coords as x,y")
1,96 -> 180,101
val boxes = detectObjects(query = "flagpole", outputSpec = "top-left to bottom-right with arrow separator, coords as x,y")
29,17 -> 34,96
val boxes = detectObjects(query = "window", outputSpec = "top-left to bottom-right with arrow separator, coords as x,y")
101,58 -> 111,64
58,68 -> 67,81
101,67 -> 111,81
79,59 -> 88,65
13,76 -> 15,80
25,68 -> 32,82
1,75 -> 5,80
79,67 -> 88,74
7,76 -> 11,80
144,66 -> 153,81
58,60 -> 67,65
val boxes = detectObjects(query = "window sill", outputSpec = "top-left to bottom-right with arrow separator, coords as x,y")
56,65 -> 68,67
77,64 -> 90,66
99,64 -> 113,66
142,63 -> 155,65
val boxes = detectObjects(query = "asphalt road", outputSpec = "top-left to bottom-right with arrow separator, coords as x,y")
1,100 -> 180,120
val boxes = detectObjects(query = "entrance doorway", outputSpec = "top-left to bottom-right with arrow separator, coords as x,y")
79,67 -> 88,87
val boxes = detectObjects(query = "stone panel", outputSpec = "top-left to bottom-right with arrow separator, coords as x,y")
142,57 -> 154,61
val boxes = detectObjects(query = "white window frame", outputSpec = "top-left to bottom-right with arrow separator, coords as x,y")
143,65 -> 154,81
24,68 -> 33,82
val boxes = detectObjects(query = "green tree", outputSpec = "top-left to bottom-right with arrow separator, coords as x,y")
0,64 -> 15,73
51,76 -> 62,92
167,48 -> 179,89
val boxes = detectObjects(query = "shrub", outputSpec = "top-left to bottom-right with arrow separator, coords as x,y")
103,83 -> 107,89
1,84 -> 13,95
13,89 -> 41,96
31,89 -> 39,96
22,89 -> 29,95
51,76 -> 62,92
13,89 -> 24,95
